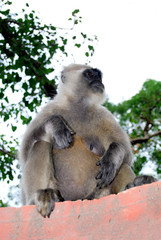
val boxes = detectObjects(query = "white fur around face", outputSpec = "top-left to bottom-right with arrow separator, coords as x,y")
55,64 -> 106,106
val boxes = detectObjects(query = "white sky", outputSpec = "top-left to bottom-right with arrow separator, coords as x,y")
12,0 -> 161,103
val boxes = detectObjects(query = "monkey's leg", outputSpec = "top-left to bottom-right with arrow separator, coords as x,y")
22,141 -> 63,218
96,142 -> 125,189
111,163 -> 136,194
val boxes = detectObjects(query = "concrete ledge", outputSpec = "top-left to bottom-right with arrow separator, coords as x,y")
0,181 -> 161,240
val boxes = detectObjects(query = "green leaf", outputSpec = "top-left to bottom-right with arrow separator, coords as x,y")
75,43 -> 81,48
1,9 -> 10,16
45,68 -> 54,74
0,92 -> 4,99
88,45 -> 94,51
5,1 -> 12,5
4,97 -> 9,103
81,33 -> 87,39
20,115 -> 32,125
29,13 -> 33,19
4,113 -> 10,122
50,26 -> 56,30
11,125 -> 17,132
74,20 -> 78,25
72,9 -> 80,16
0,199 -> 8,207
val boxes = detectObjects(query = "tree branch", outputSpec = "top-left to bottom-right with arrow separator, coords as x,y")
0,148 -> 17,160
131,130 -> 161,145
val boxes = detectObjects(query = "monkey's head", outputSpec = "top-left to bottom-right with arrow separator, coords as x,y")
58,64 -> 106,105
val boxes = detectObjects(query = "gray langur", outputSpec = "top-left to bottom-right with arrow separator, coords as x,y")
20,64 -> 156,218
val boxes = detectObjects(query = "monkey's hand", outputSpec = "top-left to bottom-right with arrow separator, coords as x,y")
96,158 -> 116,189
35,188 -> 62,218
96,142 -> 125,189
125,175 -> 157,190
45,115 -> 75,149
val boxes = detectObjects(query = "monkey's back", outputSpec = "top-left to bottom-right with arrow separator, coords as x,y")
53,135 -> 100,201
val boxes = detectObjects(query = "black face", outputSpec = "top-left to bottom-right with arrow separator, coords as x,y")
83,68 -> 104,93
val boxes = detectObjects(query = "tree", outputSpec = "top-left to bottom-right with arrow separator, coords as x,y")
0,0 -> 96,205
104,79 -> 161,176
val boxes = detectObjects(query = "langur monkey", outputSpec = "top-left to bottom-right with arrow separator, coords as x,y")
20,64 -> 156,218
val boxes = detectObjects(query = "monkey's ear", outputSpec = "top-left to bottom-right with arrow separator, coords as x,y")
44,82 -> 57,99
61,73 -> 66,83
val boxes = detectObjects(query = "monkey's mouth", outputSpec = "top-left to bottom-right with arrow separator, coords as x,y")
90,80 -> 105,93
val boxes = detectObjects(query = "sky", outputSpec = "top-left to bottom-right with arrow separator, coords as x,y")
1,0 -> 161,204
11,0 -> 161,103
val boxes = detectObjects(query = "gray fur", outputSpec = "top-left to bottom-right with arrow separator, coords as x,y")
20,64 -> 156,218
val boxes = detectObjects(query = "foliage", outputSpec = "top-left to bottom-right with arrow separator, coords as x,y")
0,134 -> 18,182
0,0 -> 96,205
0,199 -> 8,207
105,79 -> 161,176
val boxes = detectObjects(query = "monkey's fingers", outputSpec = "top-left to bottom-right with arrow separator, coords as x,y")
35,188 -> 56,218
54,124 -> 75,149
96,160 -> 101,166
96,173 -> 113,189
96,170 -> 107,189
60,116 -> 75,135
96,161 -> 116,189
65,128 -> 75,145
96,171 -> 102,180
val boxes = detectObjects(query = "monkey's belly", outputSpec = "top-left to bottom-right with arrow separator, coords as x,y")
53,136 -> 100,201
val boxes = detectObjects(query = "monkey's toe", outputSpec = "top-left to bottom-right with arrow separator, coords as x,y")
35,188 -> 56,218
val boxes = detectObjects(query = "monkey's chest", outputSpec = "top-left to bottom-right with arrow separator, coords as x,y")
53,136 -> 100,201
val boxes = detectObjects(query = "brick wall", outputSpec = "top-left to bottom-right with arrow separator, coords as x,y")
0,181 -> 161,240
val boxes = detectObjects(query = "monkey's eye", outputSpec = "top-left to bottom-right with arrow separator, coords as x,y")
83,68 -> 102,82
90,144 -> 93,151
87,71 -> 93,78
83,70 -> 94,79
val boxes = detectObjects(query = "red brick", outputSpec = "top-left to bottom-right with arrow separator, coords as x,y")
0,181 -> 161,240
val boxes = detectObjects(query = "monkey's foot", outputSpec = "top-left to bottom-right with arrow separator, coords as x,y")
35,188 -> 56,218
125,175 -> 157,190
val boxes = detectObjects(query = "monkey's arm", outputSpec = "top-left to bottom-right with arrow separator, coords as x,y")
96,142 -> 126,189
29,115 -> 74,150
21,115 -> 75,164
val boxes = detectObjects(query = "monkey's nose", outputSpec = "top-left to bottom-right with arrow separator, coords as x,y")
92,68 -> 102,81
